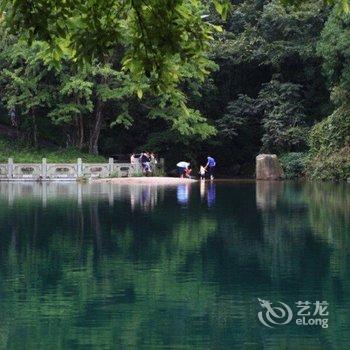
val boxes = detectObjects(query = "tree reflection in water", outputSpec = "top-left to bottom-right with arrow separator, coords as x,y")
0,181 -> 348,349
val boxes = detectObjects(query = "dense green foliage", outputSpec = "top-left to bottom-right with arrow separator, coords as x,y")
306,4 -> 350,180
205,0 -> 334,177
0,0 -> 349,179
280,152 -> 308,178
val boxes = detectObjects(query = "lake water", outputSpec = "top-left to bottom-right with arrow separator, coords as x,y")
0,181 -> 349,349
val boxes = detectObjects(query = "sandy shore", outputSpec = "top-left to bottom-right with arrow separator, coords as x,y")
93,177 -> 198,185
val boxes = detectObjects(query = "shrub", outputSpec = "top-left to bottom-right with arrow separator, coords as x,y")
309,110 -> 350,156
280,152 -> 308,179
307,105 -> 350,181
308,146 -> 350,181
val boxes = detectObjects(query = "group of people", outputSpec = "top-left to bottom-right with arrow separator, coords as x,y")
131,152 -> 157,175
177,156 -> 216,180
130,152 -> 217,179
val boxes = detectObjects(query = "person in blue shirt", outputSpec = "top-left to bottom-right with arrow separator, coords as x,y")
205,156 -> 216,180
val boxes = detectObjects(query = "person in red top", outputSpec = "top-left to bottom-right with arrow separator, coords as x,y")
184,167 -> 192,179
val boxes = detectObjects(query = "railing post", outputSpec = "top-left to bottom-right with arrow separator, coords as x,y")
42,158 -> 47,179
108,157 -> 114,175
7,158 -> 13,179
77,158 -> 82,177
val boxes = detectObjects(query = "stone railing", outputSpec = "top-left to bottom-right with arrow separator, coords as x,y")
0,158 -> 164,181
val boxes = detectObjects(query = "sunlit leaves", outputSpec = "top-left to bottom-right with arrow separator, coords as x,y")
0,0 -> 229,94
0,0 -> 228,139
213,0 -> 230,19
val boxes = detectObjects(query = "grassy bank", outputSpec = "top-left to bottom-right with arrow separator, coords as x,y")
0,139 -> 105,163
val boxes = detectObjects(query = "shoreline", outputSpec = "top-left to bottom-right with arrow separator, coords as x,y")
93,176 -> 198,185
92,177 -> 291,185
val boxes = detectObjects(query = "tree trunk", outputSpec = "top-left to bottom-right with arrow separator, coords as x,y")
89,99 -> 103,155
75,114 -> 84,150
31,109 -> 38,148
75,96 -> 84,150
78,115 -> 84,149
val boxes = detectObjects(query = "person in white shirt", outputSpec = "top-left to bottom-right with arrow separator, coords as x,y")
199,165 -> 206,180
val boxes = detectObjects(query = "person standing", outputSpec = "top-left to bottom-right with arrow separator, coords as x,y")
141,152 -> 151,175
150,153 -> 157,173
130,153 -> 137,164
205,156 -> 216,180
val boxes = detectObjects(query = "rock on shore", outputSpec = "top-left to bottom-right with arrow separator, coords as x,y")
256,154 -> 284,180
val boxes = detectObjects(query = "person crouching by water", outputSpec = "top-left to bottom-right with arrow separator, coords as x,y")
141,152 -> 151,175
184,166 -> 192,179
176,161 -> 190,178
205,156 -> 216,180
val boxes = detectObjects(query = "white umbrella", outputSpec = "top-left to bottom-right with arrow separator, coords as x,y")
177,161 -> 190,168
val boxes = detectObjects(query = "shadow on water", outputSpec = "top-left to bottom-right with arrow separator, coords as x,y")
0,181 -> 348,349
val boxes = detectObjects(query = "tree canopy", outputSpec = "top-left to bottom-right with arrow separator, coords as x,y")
0,0 -> 229,92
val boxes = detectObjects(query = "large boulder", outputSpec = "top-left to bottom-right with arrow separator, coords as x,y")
256,154 -> 284,180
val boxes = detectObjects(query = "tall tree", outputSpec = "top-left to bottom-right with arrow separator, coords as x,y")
0,31 -> 53,146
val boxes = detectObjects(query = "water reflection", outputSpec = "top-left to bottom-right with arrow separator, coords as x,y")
0,181 -> 218,209
0,181 -> 348,349
177,183 -> 189,205
199,180 -> 217,207
207,182 -> 216,207
256,180 -> 284,211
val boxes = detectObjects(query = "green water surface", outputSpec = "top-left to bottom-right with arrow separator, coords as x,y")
0,181 -> 349,349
